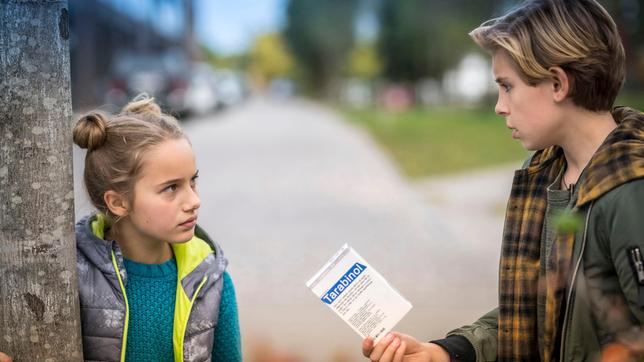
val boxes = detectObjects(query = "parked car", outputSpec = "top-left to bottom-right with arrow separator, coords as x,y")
104,49 -> 191,115
213,69 -> 248,109
183,63 -> 220,116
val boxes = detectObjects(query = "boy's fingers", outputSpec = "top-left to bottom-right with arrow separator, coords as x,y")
362,337 -> 374,357
369,333 -> 395,361
393,341 -> 406,362
378,337 -> 401,362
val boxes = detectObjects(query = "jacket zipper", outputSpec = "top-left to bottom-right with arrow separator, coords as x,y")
559,202 -> 594,361
110,250 -> 130,362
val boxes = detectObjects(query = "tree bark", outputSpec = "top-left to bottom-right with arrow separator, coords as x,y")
0,1 -> 83,361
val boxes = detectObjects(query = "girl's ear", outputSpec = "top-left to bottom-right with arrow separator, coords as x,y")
104,190 -> 130,217
549,66 -> 570,103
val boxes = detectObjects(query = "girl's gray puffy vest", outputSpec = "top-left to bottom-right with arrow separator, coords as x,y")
75,214 -> 227,362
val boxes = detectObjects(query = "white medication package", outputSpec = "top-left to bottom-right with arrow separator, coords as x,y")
306,244 -> 412,343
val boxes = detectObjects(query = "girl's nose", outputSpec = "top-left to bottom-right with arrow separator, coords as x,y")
185,187 -> 201,212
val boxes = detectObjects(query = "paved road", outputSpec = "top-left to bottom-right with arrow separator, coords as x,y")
73,98 -> 506,361
413,163 -> 519,259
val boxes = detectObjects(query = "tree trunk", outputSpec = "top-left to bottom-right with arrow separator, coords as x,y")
0,1 -> 83,361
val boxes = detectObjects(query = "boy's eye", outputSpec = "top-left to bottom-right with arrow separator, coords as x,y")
501,83 -> 511,92
190,175 -> 199,187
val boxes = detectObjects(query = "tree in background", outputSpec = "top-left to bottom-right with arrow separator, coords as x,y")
282,0 -> 641,101
284,0 -> 359,95
602,0 -> 644,89
249,33 -> 295,88
347,42 -> 381,80
201,46 -> 250,70
377,0 -> 432,83
377,0 -> 493,84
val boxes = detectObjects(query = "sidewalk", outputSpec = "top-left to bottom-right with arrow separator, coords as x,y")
413,163 -> 518,259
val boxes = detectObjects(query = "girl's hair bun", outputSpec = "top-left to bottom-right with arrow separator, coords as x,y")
73,112 -> 108,151
120,93 -> 162,117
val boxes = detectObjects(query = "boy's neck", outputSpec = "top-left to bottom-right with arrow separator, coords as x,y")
106,220 -> 173,264
559,107 -> 617,180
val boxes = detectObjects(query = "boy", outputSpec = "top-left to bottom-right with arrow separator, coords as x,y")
363,0 -> 644,361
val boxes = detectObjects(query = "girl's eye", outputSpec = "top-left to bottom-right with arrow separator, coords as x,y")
163,184 -> 177,193
501,83 -> 512,93
190,175 -> 199,187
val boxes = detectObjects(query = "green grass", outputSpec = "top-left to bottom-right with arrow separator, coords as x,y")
341,106 -> 529,178
616,90 -> 644,111
339,89 -> 643,179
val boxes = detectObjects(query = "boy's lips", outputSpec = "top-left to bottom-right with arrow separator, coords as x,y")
507,123 -> 518,139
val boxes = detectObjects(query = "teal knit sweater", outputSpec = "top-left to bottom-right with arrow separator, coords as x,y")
123,257 -> 241,362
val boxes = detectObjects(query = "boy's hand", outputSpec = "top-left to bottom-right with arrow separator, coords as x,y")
361,332 -> 450,362
0,352 -> 12,362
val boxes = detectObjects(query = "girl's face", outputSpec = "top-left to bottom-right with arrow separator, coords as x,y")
126,138 -> 200,246
492,51 -> 564,150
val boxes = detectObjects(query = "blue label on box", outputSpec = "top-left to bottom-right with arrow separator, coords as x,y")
321,263 -> 367,304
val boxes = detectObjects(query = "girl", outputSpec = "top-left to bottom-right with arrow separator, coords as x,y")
362,0 -> 644,361
75,95 -> 240,361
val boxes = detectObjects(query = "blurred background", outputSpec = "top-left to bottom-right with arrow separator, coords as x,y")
69,0 -> 643,361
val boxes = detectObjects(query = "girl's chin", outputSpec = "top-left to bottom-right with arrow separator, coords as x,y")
168,232 -> 195,244
170,239 -> 192,244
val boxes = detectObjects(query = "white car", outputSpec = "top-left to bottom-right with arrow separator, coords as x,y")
183,63 -> 220,116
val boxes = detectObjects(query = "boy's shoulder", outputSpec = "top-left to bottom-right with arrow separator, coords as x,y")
593,177 -> 644,209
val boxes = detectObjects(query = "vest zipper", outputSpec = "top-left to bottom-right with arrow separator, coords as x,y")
175,275 -> 208,362
192,276 -> 208,303
110,250 -> 130,362
559,202 -> 593,361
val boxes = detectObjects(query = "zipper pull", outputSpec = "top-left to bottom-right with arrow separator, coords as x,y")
628,247 -> 644,307
629,247 -> 644,284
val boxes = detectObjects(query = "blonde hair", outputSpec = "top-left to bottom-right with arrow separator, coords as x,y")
73,95 -> 186,218
470,0 -> 625,111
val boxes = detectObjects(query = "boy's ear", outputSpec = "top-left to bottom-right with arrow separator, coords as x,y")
104,190 -> 130,217
549,66 -> 570,102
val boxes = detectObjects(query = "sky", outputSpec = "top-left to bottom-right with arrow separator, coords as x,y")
194,0 -> 288,56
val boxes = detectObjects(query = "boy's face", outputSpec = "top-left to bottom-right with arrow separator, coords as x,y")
492,51 -> 564,151
126,138 -> 201,246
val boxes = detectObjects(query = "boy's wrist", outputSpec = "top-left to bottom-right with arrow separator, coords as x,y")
429,335 -> 475,362
426,342 -> 451,362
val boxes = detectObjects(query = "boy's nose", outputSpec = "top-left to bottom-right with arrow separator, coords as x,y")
495,97 -> 509,116
494,101 -> 508,116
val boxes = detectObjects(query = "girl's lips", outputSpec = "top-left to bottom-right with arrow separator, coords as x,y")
179,217 -> 197,228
